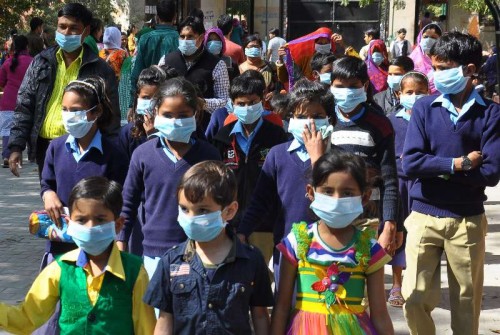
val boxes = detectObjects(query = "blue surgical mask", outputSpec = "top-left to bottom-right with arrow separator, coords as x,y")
287,118 -> 330,144
433,66 -> 469,95
387,75 -> 403,91
315,43 -> 331,55
67,221 -> 116,256
62,108 -> 96,138
154,115 -> 196,143
319,72 -> 331,84
330,87 -> 367,114
400,94 -> 426,111
371,52 -> 384,66
225,99 -> 234,113
177,208 -> 225,242
136,98 -> 155,115
207,40 -> 223,55
310,192 -> 363,229
233,101 -> 264,124
178,39 -> 198,56
420,37 -> 437,53
245,47 -> 261,58
55,31 -> 83,53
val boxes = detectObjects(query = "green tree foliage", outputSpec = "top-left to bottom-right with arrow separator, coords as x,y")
0,0 -> 35,36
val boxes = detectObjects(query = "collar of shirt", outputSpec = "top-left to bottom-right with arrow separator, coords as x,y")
182,226 -> 251,264
65,130 -> 103,162
56,47 -> 84,68
230,118 -> 264,156
395,107 -> 411,121
431,89 -> 486,124
154,24 -> 177,31
287,138 -> 310,162
335,106 -> 366,124
61,242 -> 126,281
160,137 -> 195,163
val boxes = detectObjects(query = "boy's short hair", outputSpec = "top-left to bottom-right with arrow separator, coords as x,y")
30,17 -> 44,31
397,28 -> 407,34
331,56 -> 369,84
389,56 -> 414,72
230,70 -> 266,100
57,3 -> 93,27
217,14 -> 233,36
430,31 -> 483,69
364,28 -> 380,39
268,28 -> 279,36
157,0 -> 177,23
288,79 -> 336,120
311,52 -> 336,72
68,177 -> 123,218
178,16 -> 205,36
178,161 -> 237,208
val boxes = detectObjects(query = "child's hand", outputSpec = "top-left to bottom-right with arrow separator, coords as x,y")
332,33 -> 345,47
467,151 -> 483,170
303,120 -> 327,165
395,231 -> 404,249
378,221 -> 397,256
43,191 -> 64,225
143,113 -> 155,135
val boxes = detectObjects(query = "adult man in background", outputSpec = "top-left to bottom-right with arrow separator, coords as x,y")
26,17 -> 45,57
217,14 -> 245,65
267,28 -> 286,63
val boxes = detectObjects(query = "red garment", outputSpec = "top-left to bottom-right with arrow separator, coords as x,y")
366,39 -> 388,94
224,113 -> 283,128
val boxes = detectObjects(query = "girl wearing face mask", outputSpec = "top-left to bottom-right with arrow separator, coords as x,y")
240,35 -> 278,109
116,77 -> 221,279
271,151 -> 394,335
366,40 -> 389,94
204,27 -> 239,81
40,76 -> 129,267
386,71 -> 428,308
409,23 -> 442,94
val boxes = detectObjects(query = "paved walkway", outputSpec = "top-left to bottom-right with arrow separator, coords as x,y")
0,160 -> 499,334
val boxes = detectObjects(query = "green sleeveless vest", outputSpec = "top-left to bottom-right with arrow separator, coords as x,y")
56,251 -> 142,335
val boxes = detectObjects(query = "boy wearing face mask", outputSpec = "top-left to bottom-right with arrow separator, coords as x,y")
212,70 -> 287,265
374,56 -> 414,114
144,161 -> 273,334
306,56 -> 400,257
159,16 -> 230,113
310,52 -> 336,86
0,177 -> 156,334
402,32 -> 500,335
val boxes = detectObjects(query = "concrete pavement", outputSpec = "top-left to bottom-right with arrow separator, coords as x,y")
0,159 -> 499,334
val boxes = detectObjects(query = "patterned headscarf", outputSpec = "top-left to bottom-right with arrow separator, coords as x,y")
366,39 -> 389,94
409,24 -> 442,94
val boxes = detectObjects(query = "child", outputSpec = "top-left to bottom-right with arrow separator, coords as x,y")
269,91 -> 290,131
237,79 -> 335,283
0,177 -> 156,334
310,52 -> 336,85
366,39 -> 389,94
307,56 -> 400,255
212,70 -> 288,266
373,56 -> 414,113
144,160 -> 274,334
386,71 -> 429,307
41,77 -> 128,263
270,151 -> 393,334
402,32 -> 500,334
116,77 -> 221,278
119,65 -> 177,160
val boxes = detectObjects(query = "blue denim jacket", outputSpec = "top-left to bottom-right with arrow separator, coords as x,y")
144,228 -> 274,334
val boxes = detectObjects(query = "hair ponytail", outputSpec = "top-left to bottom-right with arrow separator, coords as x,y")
9,35 -> 28,72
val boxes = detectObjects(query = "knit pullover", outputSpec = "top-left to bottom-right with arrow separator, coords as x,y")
117,138 -> 221,257
331,103 -> 399,224
402,95 -> 500,218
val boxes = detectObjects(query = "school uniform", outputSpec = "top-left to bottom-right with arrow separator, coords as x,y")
117,137 -> 221,277
0,243 -> 155,334
144,228 -> 274,335
40,131 -> 128,257
212,119 -> 287,265
401,90 -> 500,334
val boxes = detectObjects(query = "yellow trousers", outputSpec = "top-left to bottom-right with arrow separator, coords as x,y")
402,211 -> 487,335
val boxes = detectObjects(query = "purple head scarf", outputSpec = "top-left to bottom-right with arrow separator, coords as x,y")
204,27 -> 226,56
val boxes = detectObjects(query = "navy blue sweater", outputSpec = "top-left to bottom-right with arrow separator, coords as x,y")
387,106 -> 409,178
402,94 -> 500,217
41,133 -> 128,254
238,141 -> 314,253
117,137 -> 221,257
118,122 -> 148,161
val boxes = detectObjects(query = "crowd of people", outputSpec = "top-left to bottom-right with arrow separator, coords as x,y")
0,1 -> 499,335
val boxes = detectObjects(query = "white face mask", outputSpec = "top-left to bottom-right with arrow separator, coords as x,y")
62,107 -> 97,138
315,43 -> 331,55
